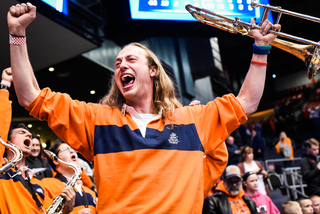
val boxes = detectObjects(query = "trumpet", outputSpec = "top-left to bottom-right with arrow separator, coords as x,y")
0,136 -> 23,175
44,150 -> 82,214
186,1 -> 320,79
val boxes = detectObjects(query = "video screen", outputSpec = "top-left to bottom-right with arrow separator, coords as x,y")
129,0 -> 274,24
41,0 -> 68,15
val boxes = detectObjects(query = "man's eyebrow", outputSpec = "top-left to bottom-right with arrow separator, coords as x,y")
115,54 -> 138,62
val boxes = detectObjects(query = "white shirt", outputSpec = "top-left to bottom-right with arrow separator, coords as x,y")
121,104 -> 162,138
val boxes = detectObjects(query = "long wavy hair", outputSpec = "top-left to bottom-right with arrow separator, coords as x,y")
99,42 -> 182,117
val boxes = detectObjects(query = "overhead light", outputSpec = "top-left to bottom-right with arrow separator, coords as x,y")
42,143 -> 47,148
27,124 -> 33,128
90,90 -> 96,95
48,67 -> 55,72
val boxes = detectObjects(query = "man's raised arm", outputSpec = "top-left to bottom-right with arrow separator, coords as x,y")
8,3 -> 40,107
236,19 -> 281,115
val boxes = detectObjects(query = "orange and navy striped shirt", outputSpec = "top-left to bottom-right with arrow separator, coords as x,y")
27,87 -> 247,213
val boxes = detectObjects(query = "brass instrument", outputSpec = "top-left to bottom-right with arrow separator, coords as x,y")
44,150 -> 82,214
186,1 -> 320,79
0,136 -> 23,175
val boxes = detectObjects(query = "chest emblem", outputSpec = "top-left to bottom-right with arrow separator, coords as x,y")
168,132 -> 179,145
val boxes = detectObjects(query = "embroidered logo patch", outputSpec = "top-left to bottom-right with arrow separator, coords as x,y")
168,132 -> 179,145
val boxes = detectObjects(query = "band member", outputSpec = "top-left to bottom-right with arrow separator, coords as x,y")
41,139 -> 97,214
0,68 -> 75,213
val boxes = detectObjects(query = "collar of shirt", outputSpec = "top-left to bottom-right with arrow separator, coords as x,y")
121,103 -> 163,116
121,103 -> 163,138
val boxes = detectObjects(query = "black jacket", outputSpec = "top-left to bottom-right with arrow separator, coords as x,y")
202,191 -> 258,214
25,156 -> 53,180
300,153 -> 320,196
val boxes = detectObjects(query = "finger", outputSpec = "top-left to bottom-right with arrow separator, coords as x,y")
250,17 -> 256,25
27,3 -> 37,19
4,68 -> 12,75
272,24 -> 281,32
259,20 -> 269,32
15,4 -> 21,17
264,21 -> 272,35
20,3 -> 28,15
9,6 -> 16,17
61,187 -> 74,201
260,20 -> 271,35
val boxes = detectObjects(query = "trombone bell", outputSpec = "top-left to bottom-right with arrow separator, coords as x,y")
309,47 -> 320,79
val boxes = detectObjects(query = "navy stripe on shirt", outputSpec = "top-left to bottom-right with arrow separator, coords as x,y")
94,124 -> 204,155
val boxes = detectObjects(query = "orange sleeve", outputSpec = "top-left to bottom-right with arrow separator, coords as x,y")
203,142 -> 228,198
26,88 -> 99,162
81,169 -> 93,189
275,141 -> 280,154
0,90 -> 11,158
194,94 -> 247,153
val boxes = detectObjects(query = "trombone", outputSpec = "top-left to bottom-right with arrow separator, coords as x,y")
185,1 -> 320,79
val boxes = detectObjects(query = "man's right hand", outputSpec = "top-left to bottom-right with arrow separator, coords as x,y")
61,186 -> 76,214
7,3 -> 36,37
2,68 -> 12,84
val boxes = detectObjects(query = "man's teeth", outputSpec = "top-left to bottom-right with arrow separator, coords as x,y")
121,74 -> 134,81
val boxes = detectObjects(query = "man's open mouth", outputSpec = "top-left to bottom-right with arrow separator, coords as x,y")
121,74 -> 135,87
24,139 -> 31,147
71,154 -> 77,161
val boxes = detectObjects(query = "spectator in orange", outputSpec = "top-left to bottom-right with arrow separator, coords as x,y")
275,131 -> 294,159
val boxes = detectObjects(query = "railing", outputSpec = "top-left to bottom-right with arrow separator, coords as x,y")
264,157 -> 312,199
264,157 -> 302,172
282,167 -> 308,199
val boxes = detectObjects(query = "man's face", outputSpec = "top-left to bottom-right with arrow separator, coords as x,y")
30,138 -> 41,158
307,144 -> 319,157
8,128 -> 32,156
114,45 -> 156,105
226,137 -> 234,146
311,197 -> 320,214
300,199 -> 314,214
57,143 -> 78,164
224,176 -> 242,196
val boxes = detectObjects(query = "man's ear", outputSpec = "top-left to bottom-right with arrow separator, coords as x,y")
149,66 -> 157,77
53,159 -> 59,166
